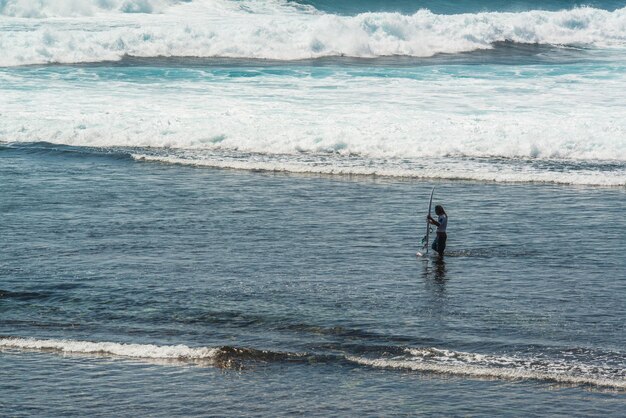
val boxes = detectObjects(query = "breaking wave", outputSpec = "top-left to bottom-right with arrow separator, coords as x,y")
3,337 -> 624,389
1,0 -> 625,66
132,152 -> 626,187
347,347 -> 626,389
0,336 -> 304,369
0,0 -> 181,17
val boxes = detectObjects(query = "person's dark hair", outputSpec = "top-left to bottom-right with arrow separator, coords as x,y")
434,205 -> 446,216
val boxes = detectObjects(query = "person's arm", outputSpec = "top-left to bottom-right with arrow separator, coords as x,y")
427,215 -> 440,226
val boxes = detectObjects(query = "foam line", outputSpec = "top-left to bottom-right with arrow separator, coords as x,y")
132,154 -> 626,187
3,337 -> 624,388
0,337 -> 221,360
347,347 -> 626,389
0,336 -> 305,368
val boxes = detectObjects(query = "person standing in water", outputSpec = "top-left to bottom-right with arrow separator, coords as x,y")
427,205 -> 447,256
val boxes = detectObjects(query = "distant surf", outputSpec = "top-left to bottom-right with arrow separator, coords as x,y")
0,0 -> 626,187
1,1 -> 626,66
2,1 -> 625,189
3,141 -> 625,187
132,150 -> 626,187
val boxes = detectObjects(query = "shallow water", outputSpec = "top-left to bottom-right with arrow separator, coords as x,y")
1,144 -> 625,415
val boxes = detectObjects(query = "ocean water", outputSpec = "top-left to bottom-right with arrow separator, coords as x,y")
1,0 -> 626,415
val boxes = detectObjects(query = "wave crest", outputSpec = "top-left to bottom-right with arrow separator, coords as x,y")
0,0 -> 179,18
1,3 -> 625,65
132,152 -> 626,187
0,337 -> 303,369
4,337 -> 624,389
347,347 -> 626,389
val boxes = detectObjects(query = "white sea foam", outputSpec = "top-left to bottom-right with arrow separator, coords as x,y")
1,59 -> 625,186
0,1 -> 625,66
1,2 -> 624,186
131,153 -> 626,186
5,338 -> 623,389
0,336 -> 221,360
347,347 -> 626,389
0,0 -> 178,17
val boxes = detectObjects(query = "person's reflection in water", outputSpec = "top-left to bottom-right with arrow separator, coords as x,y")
433,257 -> 447,283
421,257 -> 448,313
421,257 -> 448,298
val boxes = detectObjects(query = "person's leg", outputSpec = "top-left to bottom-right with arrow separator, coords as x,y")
431,237 -> 438,252
437,234 -> 447,256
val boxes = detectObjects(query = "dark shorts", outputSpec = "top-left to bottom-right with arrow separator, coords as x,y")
432,233 -> 447,255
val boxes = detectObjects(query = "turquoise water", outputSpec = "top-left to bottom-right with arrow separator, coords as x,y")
298,0 -> 626,14
2,56 -> 625,186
